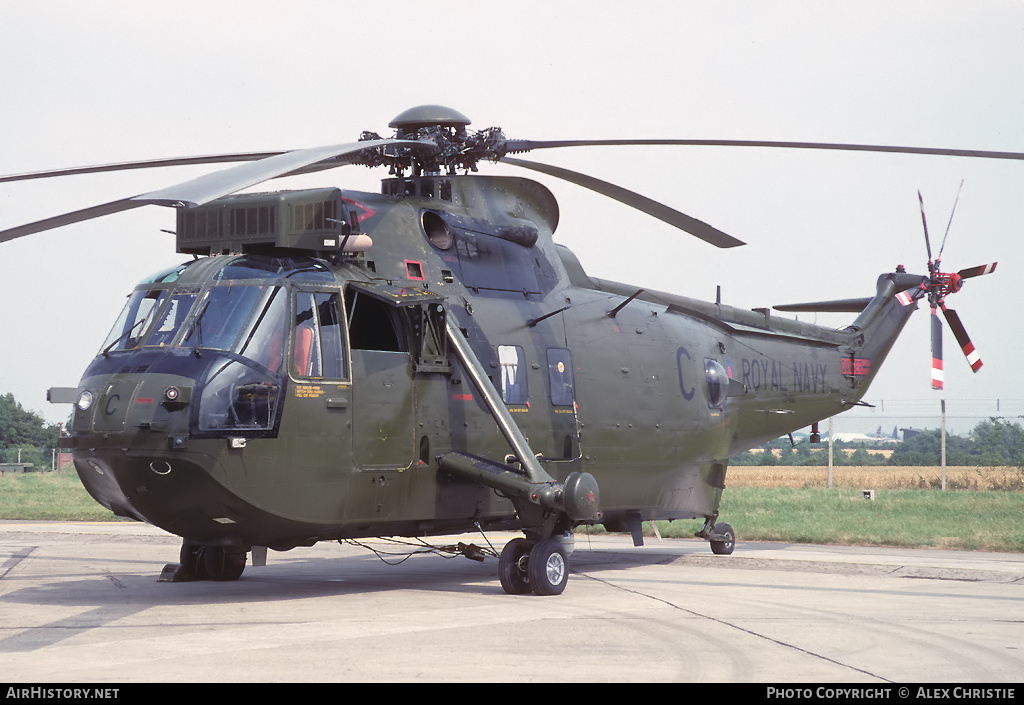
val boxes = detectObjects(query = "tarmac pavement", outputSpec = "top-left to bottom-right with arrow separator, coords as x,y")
0,521 -> 1022,683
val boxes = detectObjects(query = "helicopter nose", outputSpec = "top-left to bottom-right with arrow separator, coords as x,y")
72,373 -> 194,441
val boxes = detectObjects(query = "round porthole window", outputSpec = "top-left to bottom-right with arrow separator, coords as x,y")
704,358 -> 728,408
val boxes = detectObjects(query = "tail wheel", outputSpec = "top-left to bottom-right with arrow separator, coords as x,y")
528,538 -> 569,596
498,538 -> 532,595
710,522 -> 735,555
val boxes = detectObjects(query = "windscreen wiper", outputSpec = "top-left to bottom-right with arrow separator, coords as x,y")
187,300 -> 211,357
102,318 -> 146,357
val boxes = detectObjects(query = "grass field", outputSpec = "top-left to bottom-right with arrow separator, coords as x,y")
2,467 -> 1022,552
652,486 -> 1024,552
0,470 -> 126,521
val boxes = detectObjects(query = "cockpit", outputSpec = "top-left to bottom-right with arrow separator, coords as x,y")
93,254 -> 344,437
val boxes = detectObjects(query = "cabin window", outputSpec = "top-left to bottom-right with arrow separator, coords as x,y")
345,289 -> 405,352
293,291 -> 346,379
498,345 -> 528,404
547,348 -> 575,406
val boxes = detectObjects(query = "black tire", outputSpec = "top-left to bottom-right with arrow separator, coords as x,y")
203,546 -> 246,581
498,538 -> 532,595
710,522 -> 735,555
528,538 -> 568,596
179,541 -> 208,580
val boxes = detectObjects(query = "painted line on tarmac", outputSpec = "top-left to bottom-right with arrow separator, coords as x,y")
0,546 -> 35,579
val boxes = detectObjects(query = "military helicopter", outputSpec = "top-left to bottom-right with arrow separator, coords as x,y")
0,105 -> 1005,595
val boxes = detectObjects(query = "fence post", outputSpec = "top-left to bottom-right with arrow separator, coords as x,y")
828,416 -> 834,489
941,399 -> 947,491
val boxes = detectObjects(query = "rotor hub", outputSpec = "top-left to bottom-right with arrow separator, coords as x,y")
389,105 -> 472,131
358,106 -> 508,176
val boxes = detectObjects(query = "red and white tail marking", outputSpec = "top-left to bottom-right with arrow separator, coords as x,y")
963,342 -> 982,371
931,358 -> 944,390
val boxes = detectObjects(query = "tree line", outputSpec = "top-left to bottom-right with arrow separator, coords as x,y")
731,418 -> 1024,467
0,393 -> 62,470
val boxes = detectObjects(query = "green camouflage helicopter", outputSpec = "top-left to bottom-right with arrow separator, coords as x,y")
0,105 -> 1003,595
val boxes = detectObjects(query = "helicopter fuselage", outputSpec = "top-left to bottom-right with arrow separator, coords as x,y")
62,174 -> 917,555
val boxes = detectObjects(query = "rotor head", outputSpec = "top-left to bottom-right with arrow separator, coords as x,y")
389,105 -> 472,131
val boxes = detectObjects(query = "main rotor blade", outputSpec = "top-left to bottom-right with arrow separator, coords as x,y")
931,305 -> 944,390
0,138 -> 425,242
942,305 -> 983,372
957,262 -> 998,279
132,138 -> 422,208
0,199 -> 146,243
505,138 -> 1024,162
500,156 -> 744,248
0,153 -> 285,185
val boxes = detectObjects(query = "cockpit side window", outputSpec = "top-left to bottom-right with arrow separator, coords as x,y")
239,287 -> 288,374
292,291 -> 346,379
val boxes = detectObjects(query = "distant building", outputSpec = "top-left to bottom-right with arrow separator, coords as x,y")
831,432 -> 900,444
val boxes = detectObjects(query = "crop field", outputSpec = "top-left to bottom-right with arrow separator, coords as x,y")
727,465 -> 1024,491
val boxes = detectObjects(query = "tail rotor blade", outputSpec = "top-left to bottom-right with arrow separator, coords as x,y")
942,306 -> 983,372
918,191 -> 933,263
937,179 -> 965,260
930,305 -> 944,389
957,262 -> 998,279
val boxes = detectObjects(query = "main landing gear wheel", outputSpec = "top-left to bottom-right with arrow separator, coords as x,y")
498,538 -> 532,595
527,538 -> 569,596
710,522 -> 735,555
498,537 -> 570,595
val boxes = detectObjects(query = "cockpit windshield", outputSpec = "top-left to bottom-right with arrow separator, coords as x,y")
178,285 -> 269,352
146,293 -> 198,348
95,253 -> 342,436
102,285 -> 277,355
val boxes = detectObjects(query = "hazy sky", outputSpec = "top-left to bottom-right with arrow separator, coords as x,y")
2,1 -> 1023,424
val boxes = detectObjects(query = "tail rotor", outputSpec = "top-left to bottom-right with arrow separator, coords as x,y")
916,189 -> 996,389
